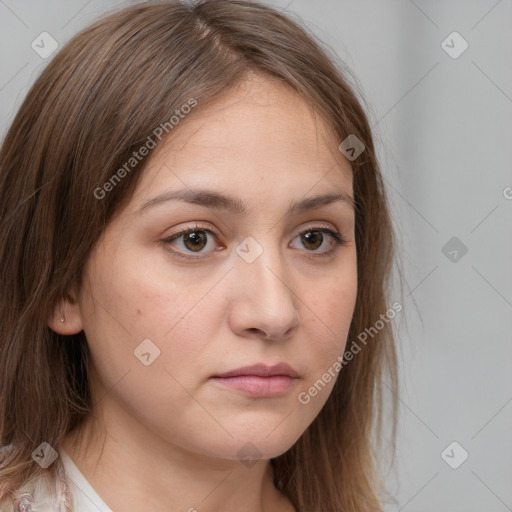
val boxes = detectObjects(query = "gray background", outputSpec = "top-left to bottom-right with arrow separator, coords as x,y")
1,1 -> 511,511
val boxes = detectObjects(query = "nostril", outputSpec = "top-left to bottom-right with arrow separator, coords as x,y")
247,327 -> 274,340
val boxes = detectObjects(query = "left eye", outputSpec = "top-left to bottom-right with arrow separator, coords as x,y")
161,225 -> 345,260
290,228 -> 344,253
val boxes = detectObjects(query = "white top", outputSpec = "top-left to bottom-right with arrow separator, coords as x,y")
59,447 -> 112,512
0,447 -> 112,512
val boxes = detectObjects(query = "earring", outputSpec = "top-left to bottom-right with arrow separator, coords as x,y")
60,316 -> 65,323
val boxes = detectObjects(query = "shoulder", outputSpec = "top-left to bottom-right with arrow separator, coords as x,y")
0,471 -> 56,512
0,444 -> 74,511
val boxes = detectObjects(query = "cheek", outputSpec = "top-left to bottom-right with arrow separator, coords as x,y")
77,256 -> 219,433
78,246 -> 223,390
299,275 -> 357,392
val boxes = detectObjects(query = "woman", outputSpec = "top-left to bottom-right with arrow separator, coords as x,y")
0,1 -> 400,510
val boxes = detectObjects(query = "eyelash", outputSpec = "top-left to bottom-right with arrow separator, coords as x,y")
160,223 -> 347,261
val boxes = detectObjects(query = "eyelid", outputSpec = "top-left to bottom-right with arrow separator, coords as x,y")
164,221 -> 218,239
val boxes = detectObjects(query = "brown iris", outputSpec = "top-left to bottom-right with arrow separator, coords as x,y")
301,231 -> 323,250
182,230 -> 208,252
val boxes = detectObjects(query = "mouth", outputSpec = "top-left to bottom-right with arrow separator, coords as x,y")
211,363 -> 300,398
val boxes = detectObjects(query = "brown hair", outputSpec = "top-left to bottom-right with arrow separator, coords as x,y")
0,1 -> 400,510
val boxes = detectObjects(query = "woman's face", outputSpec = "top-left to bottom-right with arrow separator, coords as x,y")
66,75 -> 357,462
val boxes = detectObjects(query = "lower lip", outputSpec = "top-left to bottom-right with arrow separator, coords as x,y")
211,375 -> 297,397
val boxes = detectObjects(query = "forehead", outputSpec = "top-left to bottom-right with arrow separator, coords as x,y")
131,74 -> 353,206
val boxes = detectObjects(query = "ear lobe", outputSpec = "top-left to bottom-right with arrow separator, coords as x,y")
47,286 -> 83,335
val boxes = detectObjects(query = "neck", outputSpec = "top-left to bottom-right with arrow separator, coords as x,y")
59,396 -> 294,512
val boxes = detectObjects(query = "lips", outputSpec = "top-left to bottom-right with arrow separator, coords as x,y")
212,363 -> 299,379
211,363 -> 300,397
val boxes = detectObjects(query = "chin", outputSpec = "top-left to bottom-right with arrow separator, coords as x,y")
195,425 -> 306,463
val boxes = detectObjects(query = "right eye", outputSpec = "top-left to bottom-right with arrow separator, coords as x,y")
161,224 -> 222,260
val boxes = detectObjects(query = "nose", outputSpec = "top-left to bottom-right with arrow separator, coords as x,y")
228,244 -> 300,341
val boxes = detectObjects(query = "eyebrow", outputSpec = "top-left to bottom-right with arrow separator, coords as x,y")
135,187 -> 356,217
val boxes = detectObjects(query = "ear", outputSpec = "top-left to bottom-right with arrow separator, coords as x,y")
47,285 -> 84,335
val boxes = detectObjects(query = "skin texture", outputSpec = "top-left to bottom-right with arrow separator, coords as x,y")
49,74 -> 357,512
